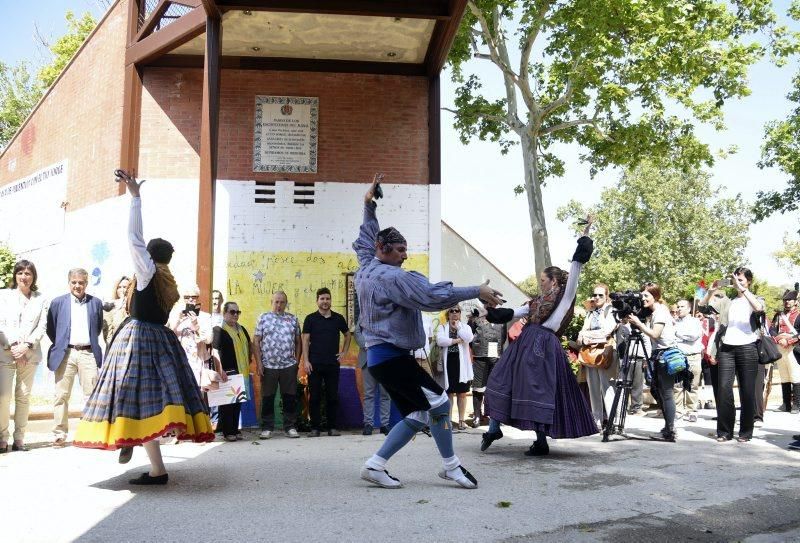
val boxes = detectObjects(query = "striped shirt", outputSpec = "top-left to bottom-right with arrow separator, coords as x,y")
353,201 -> 479,352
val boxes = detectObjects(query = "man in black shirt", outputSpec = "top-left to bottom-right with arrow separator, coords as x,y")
302,288 -> 352,437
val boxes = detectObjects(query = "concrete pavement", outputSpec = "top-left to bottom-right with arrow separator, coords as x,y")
3,408 -> 800,543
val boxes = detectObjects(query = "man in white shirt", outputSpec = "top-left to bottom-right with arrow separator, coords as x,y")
46,269 -> 104,446
673,299 -> 704,422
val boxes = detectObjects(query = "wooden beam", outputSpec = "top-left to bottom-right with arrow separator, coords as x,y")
119,65 -> 143,191
196,15 -> 222,308
424,0 -> 467,76
215,0 -> 450,19
428,75 -> 441,185
172,0 -> 202,7
120,1 -> 143,196
127,0 -> 141,46
134,0 -> 171,42
201,0 -> 221,19
150,54 -> 428,75
125,7 -> 205,65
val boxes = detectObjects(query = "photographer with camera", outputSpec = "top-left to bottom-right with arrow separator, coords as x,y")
627,282 -> 679,442
170,285 -> 214,391
700,269 -> 764,443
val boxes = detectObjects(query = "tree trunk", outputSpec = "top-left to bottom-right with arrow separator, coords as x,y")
523,135 -> 552,279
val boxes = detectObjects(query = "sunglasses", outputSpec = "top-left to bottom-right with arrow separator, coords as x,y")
591,294 -> 605,298
228,310 -> 242,315
449,309 -> 461,314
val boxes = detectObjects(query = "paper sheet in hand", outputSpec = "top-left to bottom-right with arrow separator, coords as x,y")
488,342 -> 499,358
207,374 -> 248,407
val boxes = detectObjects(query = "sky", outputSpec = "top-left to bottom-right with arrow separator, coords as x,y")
1,0 -> 798,288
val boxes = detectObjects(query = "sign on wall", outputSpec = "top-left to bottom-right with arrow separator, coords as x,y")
253,96 -> 319,173
0,160 -> 67,252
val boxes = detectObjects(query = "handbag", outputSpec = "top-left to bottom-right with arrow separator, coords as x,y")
578,341 -> 615,369
429,323 -> 444,374
659,347 -> 688,376
757,329 -> 782,365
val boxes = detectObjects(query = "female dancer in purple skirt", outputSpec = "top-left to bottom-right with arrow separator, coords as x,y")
481,220 -> 597,456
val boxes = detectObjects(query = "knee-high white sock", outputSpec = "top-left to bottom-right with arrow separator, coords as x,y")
143,440 -> 167,476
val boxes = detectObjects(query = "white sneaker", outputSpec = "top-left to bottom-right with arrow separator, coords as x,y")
286,428 -> 299,438
438,465 -> 478,489
259,430 -> 273,439
360,465 -> 403,489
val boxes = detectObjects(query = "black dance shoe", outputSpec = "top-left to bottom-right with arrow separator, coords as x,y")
118,446 -> 134,464
524,442 -> 550,456
480,429 -> 503,452
129,472 -> 169,485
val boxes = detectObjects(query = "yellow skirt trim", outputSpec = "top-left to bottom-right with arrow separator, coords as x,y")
73,405 -> 214,450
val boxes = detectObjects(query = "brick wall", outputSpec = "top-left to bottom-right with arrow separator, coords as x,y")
139,68 -> 430,184
0,0 -> 128,212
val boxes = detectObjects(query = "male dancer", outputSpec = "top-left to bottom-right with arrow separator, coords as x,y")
354,175 -> 503,489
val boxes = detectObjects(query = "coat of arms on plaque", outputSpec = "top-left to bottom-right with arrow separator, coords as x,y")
281,104 -> 293,116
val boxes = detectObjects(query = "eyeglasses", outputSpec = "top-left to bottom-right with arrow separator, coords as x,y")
228,310 -> 241,315
591,294 -> 605,298
449,309 -> 461,314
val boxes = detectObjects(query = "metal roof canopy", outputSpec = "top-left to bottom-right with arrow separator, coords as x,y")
119,0 -> 467,307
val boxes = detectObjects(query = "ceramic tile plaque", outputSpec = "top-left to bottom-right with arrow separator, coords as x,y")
253,96 -> 319,173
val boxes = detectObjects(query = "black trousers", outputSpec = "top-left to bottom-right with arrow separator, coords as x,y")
716,342 -> 759,439
218,403 -> 241,437
309,363 -> 340,430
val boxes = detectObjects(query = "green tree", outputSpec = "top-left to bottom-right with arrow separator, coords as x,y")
754,71 -> 800,220
556,161 -> 750,302
447,0 -> 791,279
0,11 -> 96,149
0,244 -> 16,288
0,61 -> 40,148
37,11 -> 97,89
774,233 -> 800,271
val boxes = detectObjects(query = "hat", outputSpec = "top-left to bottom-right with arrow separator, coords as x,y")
377,227 -> 407,246
783,289 -> 798,302
146,238 -> 174,264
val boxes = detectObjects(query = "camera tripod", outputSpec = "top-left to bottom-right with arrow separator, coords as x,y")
602,327 -> 650,442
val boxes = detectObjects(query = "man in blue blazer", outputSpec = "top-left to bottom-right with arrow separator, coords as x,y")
46,268 -> 104,446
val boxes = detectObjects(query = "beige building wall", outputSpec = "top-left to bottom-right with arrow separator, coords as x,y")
441,221 -> 528,313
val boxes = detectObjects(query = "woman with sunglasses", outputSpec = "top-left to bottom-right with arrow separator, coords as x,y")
578,284 -> 617,430
211,302 -> 253,441
436,305 -> 474,430
481,218 -> 597,456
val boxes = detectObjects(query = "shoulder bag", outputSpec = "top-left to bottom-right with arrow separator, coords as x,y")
756,319 -> 781,365
659,347 -> 688,376
578,307 -> 617,370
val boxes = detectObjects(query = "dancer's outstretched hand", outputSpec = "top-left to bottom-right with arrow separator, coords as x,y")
115,169 -> 145,197
364,173 -> 384,204
478,279 -> 504,307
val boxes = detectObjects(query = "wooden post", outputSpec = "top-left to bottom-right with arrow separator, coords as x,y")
197,15 -> 221,308
428,74 -> 441,185
119,0 -> 143,194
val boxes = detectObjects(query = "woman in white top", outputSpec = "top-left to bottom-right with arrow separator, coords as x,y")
628,282 -> 679,442
436,306 -> 474,430
714,267 -> 764,442
0,260 -> 49,453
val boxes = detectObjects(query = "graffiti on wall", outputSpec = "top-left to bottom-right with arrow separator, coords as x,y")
227,250 -> 429,365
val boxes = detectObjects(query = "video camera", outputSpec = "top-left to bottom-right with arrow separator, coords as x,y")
609,291 -> 652,321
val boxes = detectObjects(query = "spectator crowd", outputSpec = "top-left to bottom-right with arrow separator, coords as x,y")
1,257 -> 799,454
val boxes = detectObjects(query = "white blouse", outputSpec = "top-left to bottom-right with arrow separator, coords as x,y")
0,289 -> 49,365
